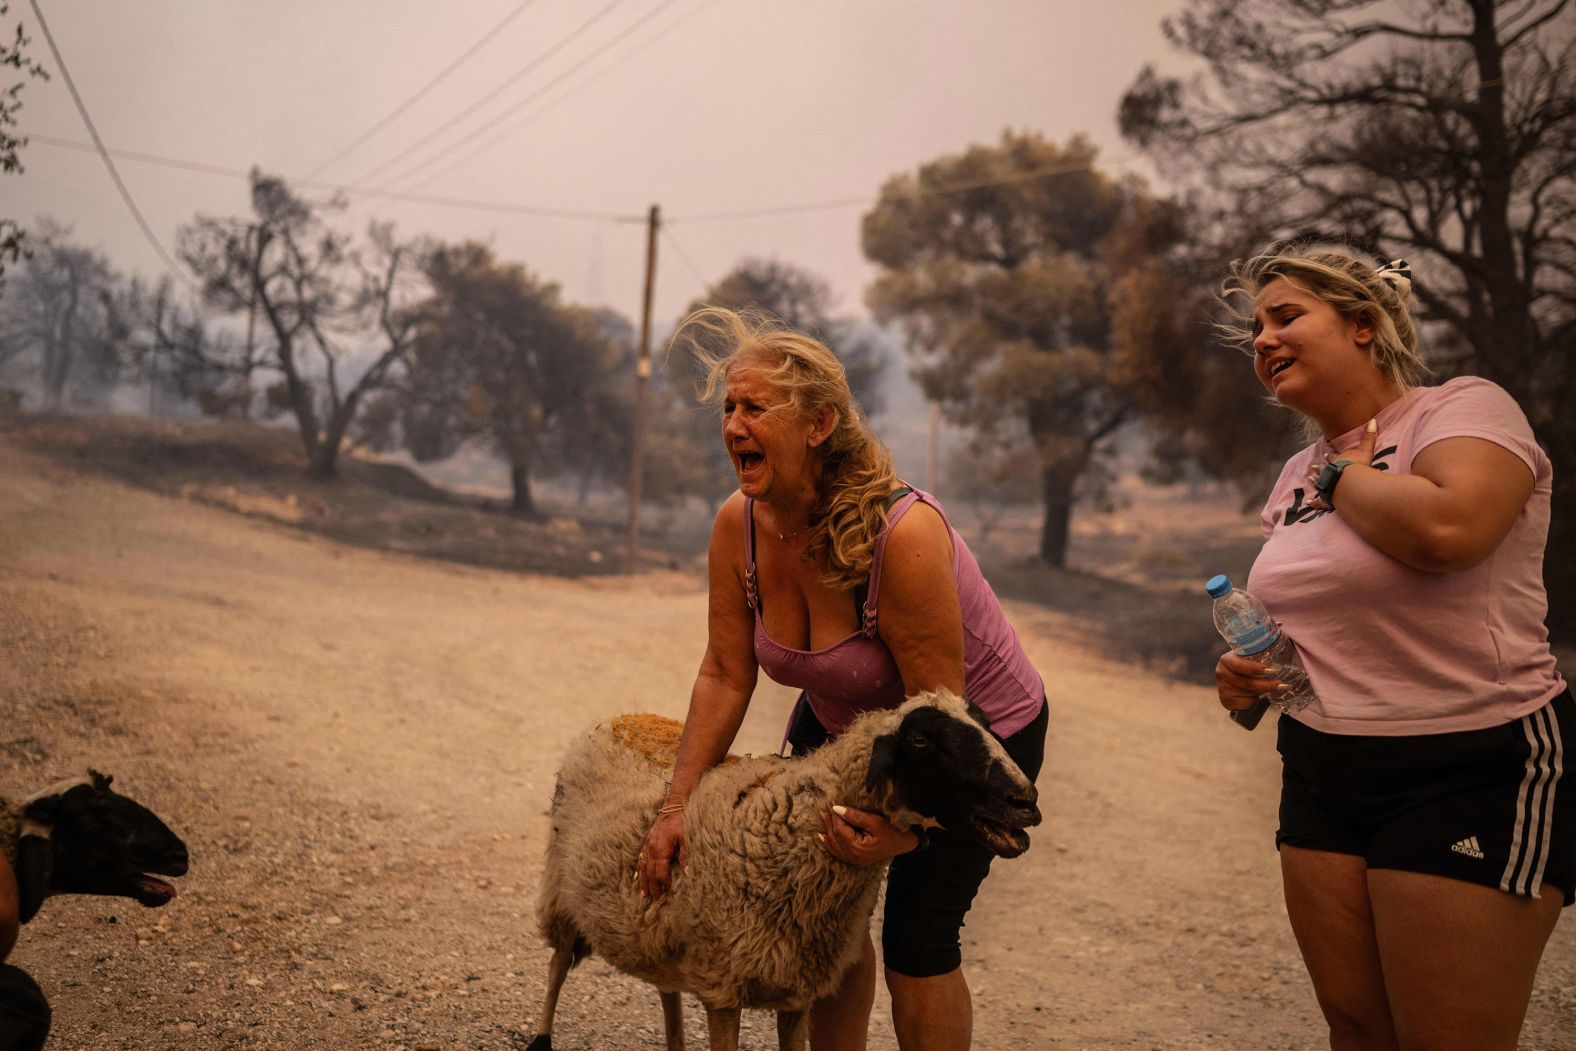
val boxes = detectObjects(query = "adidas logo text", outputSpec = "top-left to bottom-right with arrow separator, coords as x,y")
1451,836 -> 1485,860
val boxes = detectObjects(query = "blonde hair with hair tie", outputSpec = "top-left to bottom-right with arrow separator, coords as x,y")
671,306 -> 901,591
1219,244 -> 1429,435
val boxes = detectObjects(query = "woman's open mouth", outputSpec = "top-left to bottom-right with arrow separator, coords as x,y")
736,451 -> 764,476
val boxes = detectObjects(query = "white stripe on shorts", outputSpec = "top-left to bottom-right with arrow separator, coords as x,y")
1501,705 -> 1563,896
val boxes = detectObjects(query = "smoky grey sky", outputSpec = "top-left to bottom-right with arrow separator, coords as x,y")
11,0 -> 1182,329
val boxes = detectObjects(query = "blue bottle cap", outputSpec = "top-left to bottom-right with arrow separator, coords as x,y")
1205,574 -> 1233,598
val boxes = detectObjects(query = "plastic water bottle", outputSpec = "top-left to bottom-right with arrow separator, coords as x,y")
1205,574 -> 1316,715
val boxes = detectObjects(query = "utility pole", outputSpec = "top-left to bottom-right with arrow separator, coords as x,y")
241,225 -> 263,420
926,399 -> 941,495
625,204 -> 660,573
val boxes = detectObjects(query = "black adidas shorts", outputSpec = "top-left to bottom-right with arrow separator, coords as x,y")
1276,689 -> 1576,905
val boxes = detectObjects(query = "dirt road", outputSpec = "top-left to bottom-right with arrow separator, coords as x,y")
3,442 -> 1573,1049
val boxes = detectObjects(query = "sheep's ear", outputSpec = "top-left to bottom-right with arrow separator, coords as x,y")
21,792 -> 62,827
864,733 -> 900,793
89,769 -> 113,791
16,835 -> 52,924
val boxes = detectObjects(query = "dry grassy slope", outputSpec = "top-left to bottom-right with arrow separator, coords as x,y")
1,432 -> 1572,1050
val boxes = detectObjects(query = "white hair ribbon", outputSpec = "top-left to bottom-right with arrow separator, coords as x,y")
1375,259 -> 1412,303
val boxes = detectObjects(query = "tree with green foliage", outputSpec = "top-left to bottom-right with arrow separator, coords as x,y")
1122,0 -> 1576,634
862,131 -> 1178,565
178,171 -> 425,478
399,242 -> 623,517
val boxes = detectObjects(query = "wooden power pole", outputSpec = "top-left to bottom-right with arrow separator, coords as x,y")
625,204 -> 660,572
926,399 -> 941,495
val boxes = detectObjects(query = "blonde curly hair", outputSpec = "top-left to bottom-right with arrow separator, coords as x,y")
672,306 -> 901,591
1219,244 -> 1429,435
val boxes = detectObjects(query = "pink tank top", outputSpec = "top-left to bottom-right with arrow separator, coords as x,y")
746,489 -> 1044,737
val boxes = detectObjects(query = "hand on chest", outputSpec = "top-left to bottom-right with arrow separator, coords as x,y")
1279,441 -> 1402,528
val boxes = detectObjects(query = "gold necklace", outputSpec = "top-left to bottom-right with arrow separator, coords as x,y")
773,513 -> 808,541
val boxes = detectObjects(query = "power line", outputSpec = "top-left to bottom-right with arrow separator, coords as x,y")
24,0 -> 195,290
30,133 -> 641,223
304,0 -> 543,181
404,0 -> 722,194
347,0 -> 627,190
374,0 -> 685,195
668,156 -> 1128,224
30,132 -> 1132,233
669,194 -> 872,224
660,225 -> 710,291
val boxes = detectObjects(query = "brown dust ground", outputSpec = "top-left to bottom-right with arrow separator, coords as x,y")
2,416 -> 1573,1049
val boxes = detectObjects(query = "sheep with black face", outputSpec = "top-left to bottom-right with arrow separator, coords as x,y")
0,770 -> 189,1051
0,770 -> 189,925
529,688 -> 1041,1051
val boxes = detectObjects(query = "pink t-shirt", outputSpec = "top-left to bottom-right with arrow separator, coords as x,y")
1246,377 -> 1564,735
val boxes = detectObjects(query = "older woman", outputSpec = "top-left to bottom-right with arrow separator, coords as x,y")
1215,245 -> 1573,1050
636,308 -> 1047,1051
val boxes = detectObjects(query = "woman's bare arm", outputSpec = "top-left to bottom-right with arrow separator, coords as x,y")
1326,427 -> 1534,573
638,493 -> 759,899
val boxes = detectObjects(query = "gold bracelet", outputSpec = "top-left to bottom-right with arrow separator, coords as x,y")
657,802 -> 686,815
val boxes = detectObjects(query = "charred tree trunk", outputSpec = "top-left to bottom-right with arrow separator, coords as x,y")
509,461 -> 540,519
42,282 -> 79,409
307,441 -> 339,480
1037,463 -> 1078,567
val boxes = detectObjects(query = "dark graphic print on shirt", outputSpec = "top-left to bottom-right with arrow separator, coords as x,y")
1282,445 -> 1398,526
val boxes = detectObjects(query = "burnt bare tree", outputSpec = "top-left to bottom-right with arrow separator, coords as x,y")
127,275 -> 254,417
178,171 -> 425,478
1122,0 -> 1576,633
0,219 -> 125,407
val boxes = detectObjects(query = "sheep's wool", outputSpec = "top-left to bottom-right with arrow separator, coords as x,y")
536,694 -> 962,1011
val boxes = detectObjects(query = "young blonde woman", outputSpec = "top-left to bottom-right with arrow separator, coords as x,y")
635,308 -> 1047,1051
1215,246 -> 1573,1050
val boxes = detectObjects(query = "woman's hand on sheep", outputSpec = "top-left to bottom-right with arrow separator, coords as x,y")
1214,650 -> 1286,712
637,810 -> 686,901
819,804 -> 918,866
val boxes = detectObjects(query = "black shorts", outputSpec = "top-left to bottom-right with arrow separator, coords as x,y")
0,964 -> 51,1051
1276,689 -> 1576,905
789,694 -> 1049,977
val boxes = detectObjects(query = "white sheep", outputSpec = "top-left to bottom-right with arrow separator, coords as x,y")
1,769 -> 189,924
528,688 -> 1041,1051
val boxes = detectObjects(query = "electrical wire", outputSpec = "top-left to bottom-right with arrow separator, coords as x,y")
660,225 -> 710,292
29,133 -> 641,223
23,0 -> 197,290
346,0 -> 626,190
404,0 -> 722,194
304,0 -> 543,181
669,156 -> 1127,224
373,0 -> 685,195
29,134 -> 1132,232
